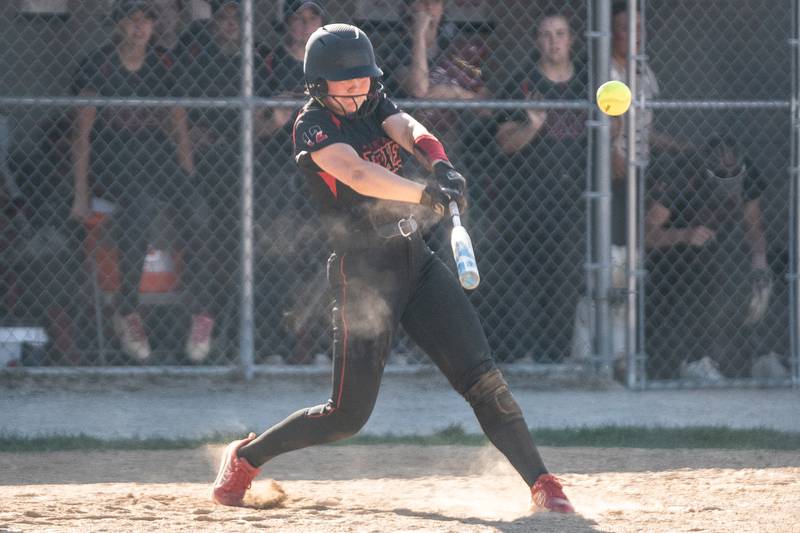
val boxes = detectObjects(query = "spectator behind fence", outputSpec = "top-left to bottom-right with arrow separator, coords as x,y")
257,0 -> 324,173
174,0 -> 274,358
390,0 -> 447,99
71,0 -> 216,363
492,11 -> 588,362
643,136 -> 786,381
255,0 -> 327,364
389,0 -> 491,150
609,1 -> 686,246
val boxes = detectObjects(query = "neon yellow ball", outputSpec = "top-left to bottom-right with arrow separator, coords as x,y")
596,80 -> 632,116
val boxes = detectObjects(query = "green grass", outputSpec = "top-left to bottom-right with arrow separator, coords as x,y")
1,425 -> 799,453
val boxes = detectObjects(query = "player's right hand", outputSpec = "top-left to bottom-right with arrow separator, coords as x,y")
420,184 -> 465,217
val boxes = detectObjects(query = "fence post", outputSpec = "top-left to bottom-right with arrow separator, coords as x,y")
239,0 -> 255,380
587,0 -> 614,375
623,0 -> 644,389
790,0 -> 800,387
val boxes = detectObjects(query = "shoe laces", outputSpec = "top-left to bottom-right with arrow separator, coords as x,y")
190,314 -> 214,344
220,457 -> 255,493
534,474 -> 567,501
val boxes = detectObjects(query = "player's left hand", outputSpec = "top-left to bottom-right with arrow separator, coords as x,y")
433,161 -> 466,195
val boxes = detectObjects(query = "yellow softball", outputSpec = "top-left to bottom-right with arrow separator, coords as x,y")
596,80 -> 632,116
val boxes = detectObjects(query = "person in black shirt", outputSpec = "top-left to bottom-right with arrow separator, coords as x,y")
255,0 -> 326,363
71,0 -> 212,362
211,24 -> 574,514
644,136 -> 774,380
174,0 -> 276,361
494,11 -> 588,363
261,0 -> 324,98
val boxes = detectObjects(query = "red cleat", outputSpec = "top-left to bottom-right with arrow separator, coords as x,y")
531,473 -> 575,513
212,433 -> 261,506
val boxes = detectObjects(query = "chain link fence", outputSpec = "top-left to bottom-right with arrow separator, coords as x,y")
0,0 -> 796,388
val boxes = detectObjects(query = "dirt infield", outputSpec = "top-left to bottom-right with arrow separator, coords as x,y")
1,445 -> 799,532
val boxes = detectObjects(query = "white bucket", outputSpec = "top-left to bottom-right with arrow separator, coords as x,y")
0,327 -> 48,367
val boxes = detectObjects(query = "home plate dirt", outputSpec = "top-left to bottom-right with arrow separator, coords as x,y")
1,445 -> 798,532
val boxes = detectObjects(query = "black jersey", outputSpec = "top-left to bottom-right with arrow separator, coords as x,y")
498,63 -> 588,172
293,93 -> 405,246
261,44 -> 305,96
650,155 -> 766,235
174,36 -> 268,143
73,44 -> 176,135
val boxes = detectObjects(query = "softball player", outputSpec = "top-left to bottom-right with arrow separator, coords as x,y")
212,23 -> 573,514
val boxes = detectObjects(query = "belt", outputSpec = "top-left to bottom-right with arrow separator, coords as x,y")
374,216 -> 418,239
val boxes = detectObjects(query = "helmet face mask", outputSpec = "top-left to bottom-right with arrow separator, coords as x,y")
308,78 -> 385,119
304,24 -> 385,118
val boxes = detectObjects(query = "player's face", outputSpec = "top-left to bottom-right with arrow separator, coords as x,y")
289,7 -> 323,47
612,12 -> 642,57
119,11 -> 155,48
536,15 -> 573,66
214,4 -> 241,45
324,77 -> 371,115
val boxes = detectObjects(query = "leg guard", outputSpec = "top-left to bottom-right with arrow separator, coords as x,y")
463,368 -> 547,486
463,368 -> 524,432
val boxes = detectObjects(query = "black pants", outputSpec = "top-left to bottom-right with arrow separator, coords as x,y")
493,165 -> 585,362
645,243 -> 754,379
93,133 -> 212,314
240,231 -> 549,486
246,233 -> 495,455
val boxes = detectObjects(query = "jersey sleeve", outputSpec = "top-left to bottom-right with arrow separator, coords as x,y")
374,92 -> 402,123
293,107 -> 347,156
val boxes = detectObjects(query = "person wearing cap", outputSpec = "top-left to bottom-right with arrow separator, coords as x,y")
252,0 -> 325,364
70,0 -> 216,363
211,23 -> 574,515
258,0 -> 324,137
173,0 -> 283,362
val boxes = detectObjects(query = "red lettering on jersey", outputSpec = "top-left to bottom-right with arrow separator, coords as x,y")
361,138 -> 402,173
318,171 -> 338,198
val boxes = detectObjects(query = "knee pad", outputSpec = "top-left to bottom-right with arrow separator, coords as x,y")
463,369 -> 524,430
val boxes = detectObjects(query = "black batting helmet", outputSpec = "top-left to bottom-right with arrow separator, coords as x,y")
304,24 -> 384,116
